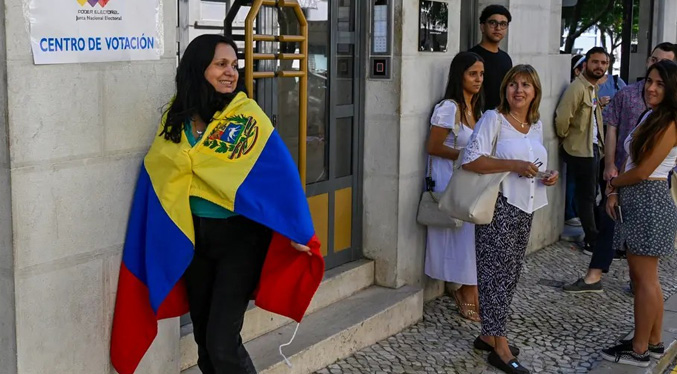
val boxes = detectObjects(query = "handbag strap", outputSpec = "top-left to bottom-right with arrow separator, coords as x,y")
491,109 -> 503,157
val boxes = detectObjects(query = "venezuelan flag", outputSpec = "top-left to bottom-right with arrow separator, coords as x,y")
110,92 -> 325,374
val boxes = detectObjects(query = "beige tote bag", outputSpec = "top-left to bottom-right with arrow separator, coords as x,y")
438,112 -> 509,224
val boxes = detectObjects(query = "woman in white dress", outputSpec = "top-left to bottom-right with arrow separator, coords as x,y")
425,51 -> 485,322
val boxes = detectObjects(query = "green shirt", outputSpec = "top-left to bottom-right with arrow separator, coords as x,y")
185,121 -> 238,219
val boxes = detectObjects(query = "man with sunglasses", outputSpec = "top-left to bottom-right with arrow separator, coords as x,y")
469,4 -> 512,109
563,42 -> 677,294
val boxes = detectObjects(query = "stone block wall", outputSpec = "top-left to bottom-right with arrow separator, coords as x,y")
1,0 -> 182,373
505,0 -> 568,253
363,0 -> 568,295
0,0 -> 17,373
362,0 -> 462,290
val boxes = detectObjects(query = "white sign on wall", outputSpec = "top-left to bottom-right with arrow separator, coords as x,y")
29,0 -> 163,64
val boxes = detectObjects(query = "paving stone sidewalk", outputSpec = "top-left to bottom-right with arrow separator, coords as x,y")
316,241 -> 677,374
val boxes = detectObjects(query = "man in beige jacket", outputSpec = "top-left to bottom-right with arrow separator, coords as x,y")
556,46 -> 609,254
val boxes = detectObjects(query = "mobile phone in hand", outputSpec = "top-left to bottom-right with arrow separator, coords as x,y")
536,171 -> 551,179
614,205 -> 623,223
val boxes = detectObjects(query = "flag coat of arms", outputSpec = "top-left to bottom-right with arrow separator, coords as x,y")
110,92 -> 325,374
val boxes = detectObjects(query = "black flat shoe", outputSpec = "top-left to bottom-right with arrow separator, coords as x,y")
474,336 -> 520,356
487,351 -> 530,374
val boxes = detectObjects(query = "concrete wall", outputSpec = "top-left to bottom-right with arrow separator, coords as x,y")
655,0 -> 677,45
506,0 -> 568,253
3,0 -> 181,372
362,0 -> 461,290
363,0 -> 567,294
0,0 -> 17,372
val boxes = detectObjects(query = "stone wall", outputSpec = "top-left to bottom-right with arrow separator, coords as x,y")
505,0 -> 568,253
363,0 -> 567,297
0,0 -> 17,372
362,0 -> 461,290
656,0 -> 677,45
2,0 -> 181,372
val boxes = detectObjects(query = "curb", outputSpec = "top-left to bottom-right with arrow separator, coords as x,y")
652,339 -> 677,374
589,292 -> 677,374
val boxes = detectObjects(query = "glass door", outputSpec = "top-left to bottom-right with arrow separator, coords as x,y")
268,0 -> 362,269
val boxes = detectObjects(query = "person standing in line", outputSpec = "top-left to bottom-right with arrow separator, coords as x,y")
563,42 -> 676,293
469,4 -> 512,110
601,60 -> 677,367
555,47 -> 610,255
597,72 -> 626,108
425,52 -> 485,322
564,55 -> 586,228
463,65 -> 559,374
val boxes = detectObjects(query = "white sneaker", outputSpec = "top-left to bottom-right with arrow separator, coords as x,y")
565,217 -> 582,227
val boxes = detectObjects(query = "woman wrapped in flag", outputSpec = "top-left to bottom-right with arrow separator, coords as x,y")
110,34 -> 325,374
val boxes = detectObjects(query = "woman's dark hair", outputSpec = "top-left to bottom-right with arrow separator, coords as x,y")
631,60 -> 677,164
161,34 -> 242,143
442,51 -> 485,123
479,4 -> 512,23
571,55 -> 585,81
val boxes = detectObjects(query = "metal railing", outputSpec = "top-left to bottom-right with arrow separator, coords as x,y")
236,0 -> 309,186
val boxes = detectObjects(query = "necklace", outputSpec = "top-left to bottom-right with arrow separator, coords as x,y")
191,118 -> 205,136
508,112 -> 528,128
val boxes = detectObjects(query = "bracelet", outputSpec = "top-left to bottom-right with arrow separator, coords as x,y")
606,192 -> 618,196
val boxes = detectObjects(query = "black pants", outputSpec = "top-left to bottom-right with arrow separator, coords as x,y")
563,146 -> 600,245
185,215 -> 272,374
589,158 -> 617,272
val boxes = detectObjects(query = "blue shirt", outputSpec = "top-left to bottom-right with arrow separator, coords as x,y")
598,74 -> 627,100
185,121 -> 239,219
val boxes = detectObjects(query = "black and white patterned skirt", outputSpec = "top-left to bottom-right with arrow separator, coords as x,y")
613,180 -> 677,257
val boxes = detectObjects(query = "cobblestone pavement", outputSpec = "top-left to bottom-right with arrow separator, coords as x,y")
316,241 -> 677,374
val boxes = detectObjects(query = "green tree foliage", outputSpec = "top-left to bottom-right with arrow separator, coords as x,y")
561,0 -> 616,53
562,0 -> 639,65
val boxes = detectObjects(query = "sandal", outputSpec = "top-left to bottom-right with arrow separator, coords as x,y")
452,290 -> 481,322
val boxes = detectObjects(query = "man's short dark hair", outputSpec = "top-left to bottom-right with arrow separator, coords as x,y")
479,4 -> 512,24
585,47 -> 608,61
652,42 -> 677,61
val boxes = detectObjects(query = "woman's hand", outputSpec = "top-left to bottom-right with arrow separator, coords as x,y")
541,170 -> 559,186
606,193 -> 619,220
605,180 -> 616,197
511,160 -> 539,178
291,241 -> 312,256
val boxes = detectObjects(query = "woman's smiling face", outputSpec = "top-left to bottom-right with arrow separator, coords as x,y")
644,68 -> 665,109
204,43 -> 239,94
505,74 -> 535,112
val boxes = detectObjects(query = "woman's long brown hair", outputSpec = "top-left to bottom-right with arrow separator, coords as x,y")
631,60 -> 677,164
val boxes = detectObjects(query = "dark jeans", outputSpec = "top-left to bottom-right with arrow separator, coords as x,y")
589,155 -> 619,273
563,146 -> 600,245
185,215 -> 272,374
565,163 -> 578,220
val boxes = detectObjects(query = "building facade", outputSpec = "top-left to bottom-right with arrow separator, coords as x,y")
0,1 -> 676,373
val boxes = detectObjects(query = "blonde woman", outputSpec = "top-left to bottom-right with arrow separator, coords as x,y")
462,65 -> 559,374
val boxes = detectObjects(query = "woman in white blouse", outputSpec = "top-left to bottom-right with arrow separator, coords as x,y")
425,51 -> 485,322
462,65 -> 559,374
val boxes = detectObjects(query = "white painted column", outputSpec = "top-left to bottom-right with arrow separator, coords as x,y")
2,0 -> 181,373
362,0 -> 462,290
0,1 -> 17,373
505,0 -> 568,252
656,0 -> 677,44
